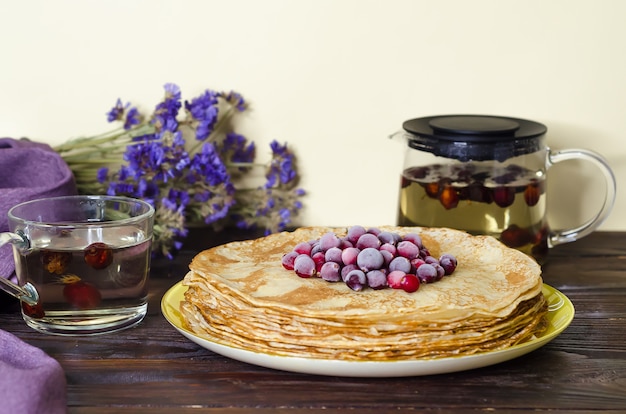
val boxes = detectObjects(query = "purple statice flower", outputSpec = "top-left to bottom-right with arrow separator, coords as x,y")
106,181 -> 136,197
293,188 -> 306,209
220,90 -> 246,112
122,139 -> 164,181
152,201 -> 187,260
131,132 -> 157,142
222,132 -> 255,164
124,107 -> 141,130
205,200 -> 233,223
233,184 -> 305,235
265,140 -> 296,188
117,165 -> 131,181
134,178 -> 161,206
162,188 -> 191,216
96,167 -> 109,183
184,89 -> 219,141
85,83 -> 303,259
106,99 -> 125,122
188,142 -> 232,187
185,142 -> 236,224
191,189 -> 237,225
106,99 -> 142,130
121,130 -> 189,184
166,130 -> 192,173
152,83 -> 182,132
275,208 -> 292,233
265,193 -> 294,234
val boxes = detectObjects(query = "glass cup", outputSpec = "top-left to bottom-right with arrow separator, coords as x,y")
0,195 -> 154,335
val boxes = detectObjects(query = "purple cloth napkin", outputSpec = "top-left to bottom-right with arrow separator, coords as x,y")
0,139 -> 71,413
0,330 -> 66,413
0,138 -> 78,282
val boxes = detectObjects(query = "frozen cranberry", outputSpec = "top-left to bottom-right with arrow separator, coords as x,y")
386,270 -> 406,289
293,241 -> 312,255
410,257 -> 426,272
281,251 -> 299,270
41,250 -> 72,275
84,242 -> 113,270
293,254 -> 316,278
400,274 -> 420,293
439,254 -> 458,275
312,251 -> 326,273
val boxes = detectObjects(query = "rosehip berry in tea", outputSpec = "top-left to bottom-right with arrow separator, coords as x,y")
41,250 -> 72,275
439,184 -> 459,210
61,275 -> 102,310
84,242 -> 113,270
524,182 -> 542,206
493,186 -> 516,208
467,182 -> 493,203
21,302 -> 45,318
500,225 -> 534,249
425,182 -> 439,198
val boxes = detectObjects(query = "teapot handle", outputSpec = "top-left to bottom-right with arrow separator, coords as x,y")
547,148 -> 617,246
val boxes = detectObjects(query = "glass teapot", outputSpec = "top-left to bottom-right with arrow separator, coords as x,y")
392,114 -> 616,263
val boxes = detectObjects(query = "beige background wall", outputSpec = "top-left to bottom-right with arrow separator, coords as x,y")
1,0 -> 624,231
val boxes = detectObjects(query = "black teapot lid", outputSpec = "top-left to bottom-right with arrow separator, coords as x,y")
402,114 -> 547,162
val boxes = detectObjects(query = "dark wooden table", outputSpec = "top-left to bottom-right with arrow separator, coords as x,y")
1,230 -> 625,413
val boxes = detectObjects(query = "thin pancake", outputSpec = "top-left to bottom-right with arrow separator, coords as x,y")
181,226 -> 547,360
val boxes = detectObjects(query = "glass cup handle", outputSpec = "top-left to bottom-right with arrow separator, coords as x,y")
547,148 -> 617,246
0,232 -> 39,305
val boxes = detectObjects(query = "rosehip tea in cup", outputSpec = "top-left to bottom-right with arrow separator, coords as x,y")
393,115 -> 616,263
0,195 -> 154,335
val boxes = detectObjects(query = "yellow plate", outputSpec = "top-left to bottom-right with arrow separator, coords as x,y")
161,282 -> 574,377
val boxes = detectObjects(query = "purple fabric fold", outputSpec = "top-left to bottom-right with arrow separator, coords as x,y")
0,330 -> 67,413
0,138 -> 78,282
0,139 -> 71,412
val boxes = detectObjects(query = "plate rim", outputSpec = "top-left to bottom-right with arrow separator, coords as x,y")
161,282 -> 574,377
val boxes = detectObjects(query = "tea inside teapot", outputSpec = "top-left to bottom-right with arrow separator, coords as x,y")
395,115 -> 549,262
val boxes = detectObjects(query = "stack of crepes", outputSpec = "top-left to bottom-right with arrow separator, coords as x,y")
180,226 -> 548,361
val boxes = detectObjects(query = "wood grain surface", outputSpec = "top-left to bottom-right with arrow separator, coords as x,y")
1,230 -> 625,413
